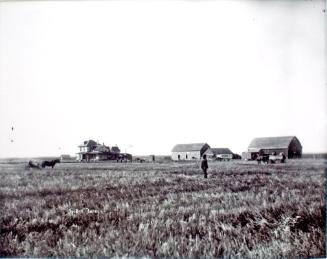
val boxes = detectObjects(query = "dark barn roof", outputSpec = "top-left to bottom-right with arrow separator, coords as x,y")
248,136 -> 301,151
172,143 -> 210,152
205,148 -> 233,155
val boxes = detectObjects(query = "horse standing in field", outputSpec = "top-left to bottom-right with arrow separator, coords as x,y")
41,159 -> 60,169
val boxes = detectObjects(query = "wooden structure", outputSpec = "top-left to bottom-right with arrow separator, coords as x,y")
77,140 -> 122,161
243,136 -> 302,160
171,143 -> 210,161
204,148 -> 234,161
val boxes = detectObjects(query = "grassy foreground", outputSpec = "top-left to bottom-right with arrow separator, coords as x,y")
0,159 -> 325,258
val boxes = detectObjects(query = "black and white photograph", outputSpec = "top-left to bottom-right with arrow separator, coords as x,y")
0,0 -> 326,257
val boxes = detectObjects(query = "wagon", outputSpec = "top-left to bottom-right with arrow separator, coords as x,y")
268,154 -> 286,164
25,160 -> 41,169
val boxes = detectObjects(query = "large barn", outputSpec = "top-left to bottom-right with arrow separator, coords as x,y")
243,136 -> 302,160
171,143 -> 210,161
204,148 -> 234,160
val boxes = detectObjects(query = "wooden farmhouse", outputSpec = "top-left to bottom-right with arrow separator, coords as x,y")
171,143 -> 210,161
204,148 -> 234,161
77,139 -> 122,161
242,136 -> 302,160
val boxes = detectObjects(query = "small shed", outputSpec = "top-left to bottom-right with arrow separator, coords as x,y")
171,143 -> 210,161
246,136 -> 302,159
204,148 -> 234,160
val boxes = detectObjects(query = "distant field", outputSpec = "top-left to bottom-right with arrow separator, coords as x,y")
0,159 -> 325,258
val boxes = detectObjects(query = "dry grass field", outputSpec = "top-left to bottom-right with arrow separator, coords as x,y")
0,159 -> 325,258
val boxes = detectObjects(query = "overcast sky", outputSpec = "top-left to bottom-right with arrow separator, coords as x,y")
0,0 -> 326,158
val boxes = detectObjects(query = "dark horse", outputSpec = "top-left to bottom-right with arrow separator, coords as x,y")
41,159 -> 60,168
256,154 -> 269,164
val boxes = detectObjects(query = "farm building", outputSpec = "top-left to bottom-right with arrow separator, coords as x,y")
204,148 -> 234,161
242,136 -> 302,160
111,145 -> 121,154
119,153 -> 133,161
77,140 -> 122,161
171,143 -> 210,161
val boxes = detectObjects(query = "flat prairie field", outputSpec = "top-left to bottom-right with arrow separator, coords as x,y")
0,159 -> 325,258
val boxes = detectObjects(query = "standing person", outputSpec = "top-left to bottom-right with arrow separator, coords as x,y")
281,152 -> 286,163
201,154 -> 208,178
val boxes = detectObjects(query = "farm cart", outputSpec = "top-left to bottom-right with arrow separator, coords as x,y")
268,154 -> 286,164
25,160 -> 42,169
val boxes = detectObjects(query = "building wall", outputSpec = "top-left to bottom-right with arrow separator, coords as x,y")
171,151 -> 201,161
244,148 -> 290,160
205,154 -> 216,160
260,148 -> 288,156
242,152 -> 256,160
96,154 -> 108,160
258,147 -> 302,158
217,154 -> 233,159
206,153 -> 233,160
80,146 -> 90,152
